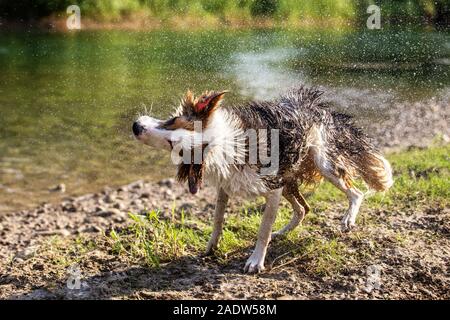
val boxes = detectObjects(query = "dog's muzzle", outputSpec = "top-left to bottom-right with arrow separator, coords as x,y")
132,122 -> 144,136
132,116 -> 172,150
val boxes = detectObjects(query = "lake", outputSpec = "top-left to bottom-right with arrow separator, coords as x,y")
0,29 -> 449,212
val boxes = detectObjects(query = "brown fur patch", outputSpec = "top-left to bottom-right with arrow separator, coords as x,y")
182,90 -> 195,114
179,90 -> 228,128
294,149 -> 323,186
160,116 -> 195,131
176,144 -> 208,194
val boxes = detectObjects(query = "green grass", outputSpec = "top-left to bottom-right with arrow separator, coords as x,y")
386,144 -> 450,205
104,202 -> 351,275
107,144 -> 448,272
19,145 -> 447,279
108,210 -> 209,267
2,0 -> 446,29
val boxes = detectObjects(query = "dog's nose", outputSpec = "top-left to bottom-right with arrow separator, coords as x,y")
132,122 -> 144,136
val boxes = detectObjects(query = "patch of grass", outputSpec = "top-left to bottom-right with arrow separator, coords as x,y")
42,235 -> 97,268
307,238 -> 347,275
105,145 -> 448,274
307,144 -> 450,210
107,211 -> 209,267
385,145 -> 450,205
270,234 -> 349,276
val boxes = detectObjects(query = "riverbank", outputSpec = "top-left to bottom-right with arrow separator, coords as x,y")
0,97 -> 449,298
0,91 -> 448,215
0,143 -> 448,299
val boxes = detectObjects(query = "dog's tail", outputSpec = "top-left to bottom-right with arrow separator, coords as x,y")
331,112 -> 394,192
355,150 -> 393,191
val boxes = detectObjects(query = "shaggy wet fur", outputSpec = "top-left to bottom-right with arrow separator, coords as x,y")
178,86 -> 392,194
133,85 -> 393,273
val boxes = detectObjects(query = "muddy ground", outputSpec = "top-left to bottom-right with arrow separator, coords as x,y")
0,98 -> 449,300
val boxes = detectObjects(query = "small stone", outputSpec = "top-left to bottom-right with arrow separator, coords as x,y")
62,203 -> 77,213
104,194 -> 115,203
33,263 -> 45,271
91,225 -> 102,233
95,206 -> 106,212
16,246 -> 38,260
113,202 -> 125,210
140,192 -> 150,199
130,181 -> 144,189
49,183 -> 66,193
158,178 -> 174,188
102,186 -> 112,194
276,295 -> 295,300
163,189 -> 174,200
113,216 -> 126,223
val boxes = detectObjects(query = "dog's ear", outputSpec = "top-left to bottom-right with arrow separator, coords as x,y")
181,90 -> 195,113
194,90 -> 228,117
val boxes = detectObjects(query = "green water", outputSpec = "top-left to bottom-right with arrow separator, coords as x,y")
0,29 -> 449,212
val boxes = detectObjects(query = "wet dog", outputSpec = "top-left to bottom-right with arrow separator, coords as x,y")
132,87 -> 393,273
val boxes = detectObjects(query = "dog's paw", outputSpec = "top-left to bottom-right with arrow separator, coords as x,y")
204,239 -> 218,256
244,252 -> 266,273
341,214 -> 356,232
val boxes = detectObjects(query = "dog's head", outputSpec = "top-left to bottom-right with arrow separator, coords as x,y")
132,90 -> 228,194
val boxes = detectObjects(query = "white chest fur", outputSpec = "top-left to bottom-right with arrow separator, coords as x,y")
202,109 -> 268,197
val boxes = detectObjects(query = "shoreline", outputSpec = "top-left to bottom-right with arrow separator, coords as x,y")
0,95 -> 448,215
0,144 -> 448,299
0,95 -> 448,239
0,91 -> 448,297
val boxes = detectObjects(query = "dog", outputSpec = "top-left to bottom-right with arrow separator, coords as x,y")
132,86 -> 393,273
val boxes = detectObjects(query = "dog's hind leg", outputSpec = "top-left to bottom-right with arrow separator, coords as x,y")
205,187 -> 229,255
272,182 -> 309,239
340,185 -> 363,230
313,152 -> 363,231
244,187 -> 283,273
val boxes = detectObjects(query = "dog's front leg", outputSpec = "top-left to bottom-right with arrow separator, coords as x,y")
205,187 -> 229,255
244,188 -> 282,273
